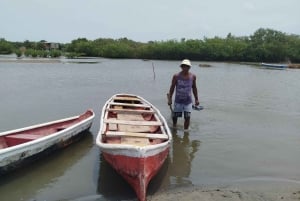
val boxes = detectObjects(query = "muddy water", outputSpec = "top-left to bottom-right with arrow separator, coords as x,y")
0,59 -> 300,201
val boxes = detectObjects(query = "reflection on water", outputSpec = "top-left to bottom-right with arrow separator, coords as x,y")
169,130 -> 201,185
97,154 -> 136,201
156,129 -> 201,190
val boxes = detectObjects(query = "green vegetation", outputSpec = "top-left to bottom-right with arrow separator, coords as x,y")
0,38 -> 15,54
1,28 -> 300,62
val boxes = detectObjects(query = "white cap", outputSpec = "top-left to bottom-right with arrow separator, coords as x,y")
180,59 -> 192,67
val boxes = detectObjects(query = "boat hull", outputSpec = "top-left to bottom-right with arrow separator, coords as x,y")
0,110 -> 94,175
102,146 -> 169,201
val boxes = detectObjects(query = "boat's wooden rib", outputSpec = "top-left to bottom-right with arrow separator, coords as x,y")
105,131 -> 169,139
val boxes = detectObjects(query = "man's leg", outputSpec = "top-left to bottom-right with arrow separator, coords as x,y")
184,116 -> 190,130
172,102 -> 182,128
183,105 -> 192,130
172,116 -> 178,127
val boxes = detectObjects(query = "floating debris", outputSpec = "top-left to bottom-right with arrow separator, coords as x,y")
199,63 -> 212,67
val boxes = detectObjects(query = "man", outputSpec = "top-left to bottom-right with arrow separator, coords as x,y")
168,59 -> 200,130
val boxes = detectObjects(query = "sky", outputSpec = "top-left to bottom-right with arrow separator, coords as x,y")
1,0 -> 300,43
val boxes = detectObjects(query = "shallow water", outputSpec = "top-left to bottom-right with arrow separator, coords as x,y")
0,59 -> 300,201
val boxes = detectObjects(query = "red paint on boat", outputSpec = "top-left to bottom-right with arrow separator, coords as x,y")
103,147 -> 169,201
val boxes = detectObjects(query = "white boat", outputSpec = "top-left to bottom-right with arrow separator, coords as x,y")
96,94 -> 172,201
261,62 -> 288,69
0,110 -> 95,175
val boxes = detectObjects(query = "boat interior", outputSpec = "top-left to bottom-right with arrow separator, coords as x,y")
102,95 -> 169,146
0,110 -> 93,149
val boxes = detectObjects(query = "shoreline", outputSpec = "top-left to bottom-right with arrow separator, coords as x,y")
149,181 -> 300,201
0,58 -> 62,63
0,58 -> 99,64
1,58 -> 300,68
0,59 -> 62,63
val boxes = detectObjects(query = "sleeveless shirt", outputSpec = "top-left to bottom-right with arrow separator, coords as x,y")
175,73 -> 193,104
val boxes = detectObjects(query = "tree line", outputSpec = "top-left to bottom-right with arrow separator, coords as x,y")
1,28 -> 300,63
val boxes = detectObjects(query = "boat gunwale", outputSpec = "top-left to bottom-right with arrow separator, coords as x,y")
0,116 -> 78,137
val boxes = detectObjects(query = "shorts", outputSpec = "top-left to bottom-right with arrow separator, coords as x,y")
173,102 -> 192,118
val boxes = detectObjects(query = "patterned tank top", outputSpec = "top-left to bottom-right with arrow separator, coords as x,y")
175,73 -> 193,104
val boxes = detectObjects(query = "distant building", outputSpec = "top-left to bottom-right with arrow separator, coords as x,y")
43,42 -> 60,50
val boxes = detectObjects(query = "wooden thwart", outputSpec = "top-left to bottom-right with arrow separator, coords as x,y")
104,119 -> 162,126
109,102 -> 151,108
107,108 -> 155,114
118,124 -> 157,133
106,131 -> 169,139
6,134 -> 42,140
113,96 -> 141,101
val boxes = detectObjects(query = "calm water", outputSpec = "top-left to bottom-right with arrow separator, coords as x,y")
0,59 -> 300,201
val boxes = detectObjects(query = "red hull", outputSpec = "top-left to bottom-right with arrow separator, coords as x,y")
103,147 -> 169,201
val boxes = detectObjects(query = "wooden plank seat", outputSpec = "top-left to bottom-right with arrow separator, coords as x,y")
108,102 -> 151,108
113,96 -> 141,101
6,133 -> 42,140
105,131 -> 169,139
118,124 -> 158,133
106,108 -> 155,114
104,119 -> 162,126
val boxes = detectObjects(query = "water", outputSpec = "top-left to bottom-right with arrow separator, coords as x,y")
0,59 -> 300,201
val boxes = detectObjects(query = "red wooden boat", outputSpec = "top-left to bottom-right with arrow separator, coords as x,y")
96,94 -> 172,201
0,110 -> 94,175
